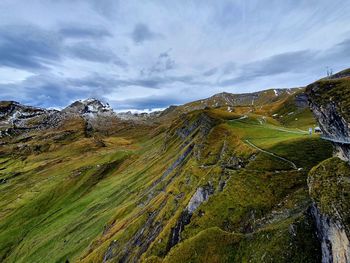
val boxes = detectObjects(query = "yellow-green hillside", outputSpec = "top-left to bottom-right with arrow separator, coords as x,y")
0,95 -> 332,262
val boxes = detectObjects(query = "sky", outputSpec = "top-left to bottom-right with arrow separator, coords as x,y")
0,0 -> 349,111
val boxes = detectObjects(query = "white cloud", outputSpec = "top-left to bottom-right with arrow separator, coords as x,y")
0,67 -> 35,84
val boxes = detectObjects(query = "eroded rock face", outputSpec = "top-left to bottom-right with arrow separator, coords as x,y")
308,157 -> 350,262
186,185 -> 214,214
306,71 -> 350,262
0,101 -> 61,137
167,184 -> 214,251
294,92 -> 309,108
311,204 -> 350,263
306,77 -> 350,162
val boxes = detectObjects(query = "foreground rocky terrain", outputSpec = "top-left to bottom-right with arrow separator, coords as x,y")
306,69 -> 350,262
0,69 -> 349,263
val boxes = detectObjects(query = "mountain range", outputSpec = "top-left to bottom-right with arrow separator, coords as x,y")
0,69 -> 349,263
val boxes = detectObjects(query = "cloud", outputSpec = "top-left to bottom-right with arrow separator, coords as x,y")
0,24 -> 125,72
110,95 -> 183,110
141,51 -> 176,76
59,26 -> 112,39
323,38 -> 350,65
212,1 -> 243,28
66,42 -> 127,67
0,74 -> 79,108
1,0 -> 350,110
131,23 -> 160,44
86,0 -> 120,18
203,67 -> 218,77
0,25 -> 62,70
220,50 -> 316,86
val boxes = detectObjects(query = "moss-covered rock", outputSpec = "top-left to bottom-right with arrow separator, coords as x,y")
308,157 -> 350,229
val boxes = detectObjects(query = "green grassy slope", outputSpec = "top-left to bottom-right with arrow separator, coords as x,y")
0,99 -> 332,262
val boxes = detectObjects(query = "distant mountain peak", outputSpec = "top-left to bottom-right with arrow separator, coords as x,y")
63,98 -> 113,115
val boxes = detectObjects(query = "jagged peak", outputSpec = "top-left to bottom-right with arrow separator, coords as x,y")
63,98 -> 113,115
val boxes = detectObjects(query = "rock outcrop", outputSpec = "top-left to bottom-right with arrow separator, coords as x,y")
311,204 -> 350,263
0,101 -> 60,137
62,98 -> 114,116
307,69 -> 350,263
308,158 -> 350,263
167,184 -> 215,251
306,74 -> 350,161
0,99 -> 122,138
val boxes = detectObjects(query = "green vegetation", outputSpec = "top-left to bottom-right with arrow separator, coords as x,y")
308,157 -> 350,219
308,78 -> 350,122
164,227 -> 241,263
0,91 -> 334,262
266,89 -> 315,129
228,116 -> 309,148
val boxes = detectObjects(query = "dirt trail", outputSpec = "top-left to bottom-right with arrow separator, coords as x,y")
245,139 -> 299,170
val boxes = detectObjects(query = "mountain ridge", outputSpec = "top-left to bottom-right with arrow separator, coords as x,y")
0,69 -> 349,263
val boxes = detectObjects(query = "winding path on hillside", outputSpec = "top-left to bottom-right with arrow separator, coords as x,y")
229,115 -> 248,122
245,139 -> 299,170
269,126 -> 308,135
232,115 -> 308,135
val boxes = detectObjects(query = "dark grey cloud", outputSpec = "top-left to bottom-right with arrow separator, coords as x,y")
141,51 -> 175,76
131,23 -> 159,44
322,38 -> 350,64
219,36 -> 350,87
0,72 -> 123,108
203,67 -> 218,77
59,26 -> 112,39
134,75 -> 197,89
220,50 -> 316,86
0,71 -> 197,109
0,23 -> 125,72
67,42 -> 127,67
0,25 -> 62,70
0,75 -> 82,108
1,0 -> 350,111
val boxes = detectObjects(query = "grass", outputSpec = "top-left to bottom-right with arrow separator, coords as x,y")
227,117 -> 310,148
308,157 -> 350,218
307,78 -> 350,122
0,141 -> 133,262
0,102 -> 334,263
163,227 -> 241,263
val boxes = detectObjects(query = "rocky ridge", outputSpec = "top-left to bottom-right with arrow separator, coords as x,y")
0,101 -> 60,137
307,69 -> 350,263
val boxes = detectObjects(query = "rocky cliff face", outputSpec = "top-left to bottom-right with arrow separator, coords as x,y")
308,158 -> 350,263
306,69 -> 350,263
311,204 -> 350,263
306,76 -> 350,161
167,184 -> 215,251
